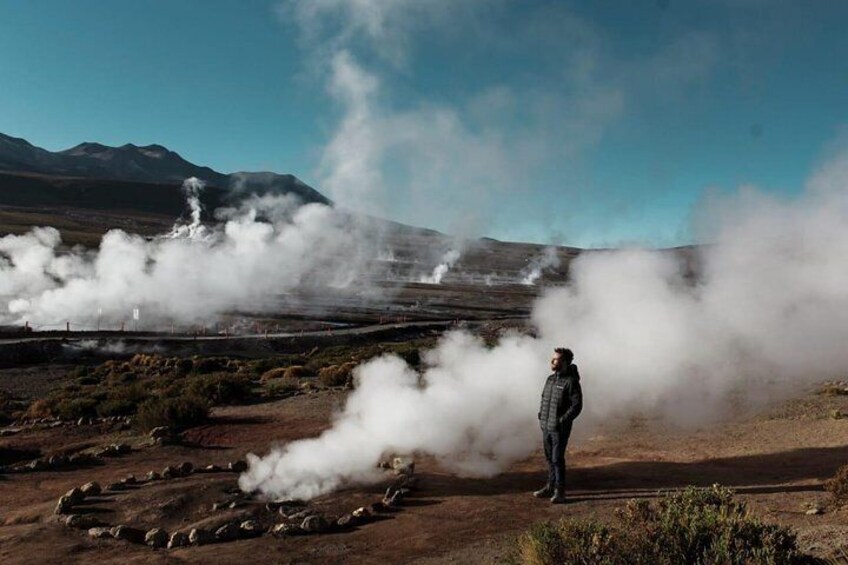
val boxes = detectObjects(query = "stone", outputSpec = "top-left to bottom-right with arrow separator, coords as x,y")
64,487 -> 86,505
351,506 -> 371,519
806,507 -> 824,515
149,426 -> 171,440
215,522 -> 240,542
204,464 -> 223,473
122,474 -> 137,485
336,513 -> 358,528
392,457 -> 415,476
111,525 -> 146,544
239,520 -> 263,538
88,527 -> 113,539
228,460 -> 248,473
145,528 -> 169,548
64,514 -> 103,529
382,489 -> 404,507
188,527 -> 213,546
286,509 -> 311,521
114,443 -> 131,454
162,466 -> 177,479
271,523 -> 303,536
178,461 -> 193,475
146,471 -> 161,481
28,459 -> 47,472
300,515 -> 329,534
55,496 -> 73,515
80,481 -> 102,496
106,482 -> 125,492
167,531 -> 190,549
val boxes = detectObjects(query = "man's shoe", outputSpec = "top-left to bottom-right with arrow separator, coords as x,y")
533,485 -> 553,498
550,487 -> 566,504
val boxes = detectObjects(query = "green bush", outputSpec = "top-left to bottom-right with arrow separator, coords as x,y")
135,395 -> 209,432
827,464 -> 848,506
515,485 -> 808,565
180,373 -> 252,406
266,376 -> 301,396
52,397 -> 98,420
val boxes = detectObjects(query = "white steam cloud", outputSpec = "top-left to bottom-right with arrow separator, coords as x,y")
166,177 -> 211,240
0,193 -> 377,327
521,246 -> 561,285
419,249 -> 460,285
240,151 -> 848,500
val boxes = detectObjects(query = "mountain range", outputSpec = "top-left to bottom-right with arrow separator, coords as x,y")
0,132 -> 329,206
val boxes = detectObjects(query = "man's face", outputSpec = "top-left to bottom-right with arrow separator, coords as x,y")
550,352 -> 564,372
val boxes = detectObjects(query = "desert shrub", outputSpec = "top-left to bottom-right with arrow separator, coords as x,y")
827,464 -> 848,506
52,397 -> 98,420
135,395 -> 209,432
75,375 -> 100,386
192,357 -> 229,374
318,362 -> 356,388
24,398 -> 52,419
261,365 -> 311,383
515,485 -> 807,565
266,376 -> 301,396
96,398 -> 136,417
260,367 -> 288,382
181,373 -> 252,406
175,358 -> 193,376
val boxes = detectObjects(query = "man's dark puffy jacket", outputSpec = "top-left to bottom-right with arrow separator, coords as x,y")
538,364 -> 582,432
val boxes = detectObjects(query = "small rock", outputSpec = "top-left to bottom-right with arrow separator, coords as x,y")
806,507 -> 824,515
188,527 -> 213,546
162,466 -> 177,479
286,509 -> 311,521
106,482 -> 125,492
28,459 -> 47,472
215,522 -> 240,542
271,523 -> 303,536
239,520 -> 263,538
149,426 -> 171,440
392,457 -> 415,476
178,461 -> 193,475
351,506 -> 371,519
167,531 -> 190,549
336,513 -> 358,528
111,525 -> 146,544
204,464 -> 223,473
228,501 -> 243,509
228,460 -> 248,473
114,443 -> 131,455
55,496 -> 73,515
77,417 -> 86,426
64,487 -> 86,505
122,474 -> 137,485
64,514 -> 103,529
146,471 -> 161,481
300,515 -> 329,534
80,481 -> 102,496
88,527 -> 113,539
145,528 -> 169,548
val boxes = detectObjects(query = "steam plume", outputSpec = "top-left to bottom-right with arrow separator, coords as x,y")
240,151 -> 848,500
419,249 -> 460,284
521,246 -> 561,285
0,192 -> 378,327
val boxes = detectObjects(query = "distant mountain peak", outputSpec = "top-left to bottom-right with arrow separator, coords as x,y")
0,131 -> 330,206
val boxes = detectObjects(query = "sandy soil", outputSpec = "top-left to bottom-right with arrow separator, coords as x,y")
2,383 -> 847,565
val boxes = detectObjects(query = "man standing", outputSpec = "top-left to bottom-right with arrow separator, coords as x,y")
534,347 -> 582,503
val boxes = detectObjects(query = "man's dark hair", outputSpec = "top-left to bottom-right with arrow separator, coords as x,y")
554,347 -> 574,363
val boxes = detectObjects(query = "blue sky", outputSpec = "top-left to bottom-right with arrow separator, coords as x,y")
1,0 -> 847,247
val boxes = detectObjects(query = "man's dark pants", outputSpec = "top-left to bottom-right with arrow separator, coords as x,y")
542,424 -> 571,488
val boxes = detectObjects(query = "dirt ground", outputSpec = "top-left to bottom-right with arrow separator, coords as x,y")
2,380 -> 847,565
